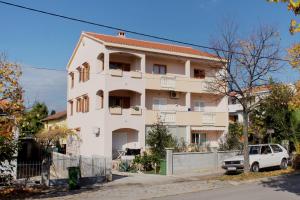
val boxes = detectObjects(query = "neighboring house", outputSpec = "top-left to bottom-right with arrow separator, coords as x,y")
42,111 -> 68,154
228,84 -> 294,123
42,110 -> 67,130
67,31 -> 229,159
228,85 -> 271,123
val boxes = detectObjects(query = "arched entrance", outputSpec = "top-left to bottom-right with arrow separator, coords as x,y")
112,128 -> 139,159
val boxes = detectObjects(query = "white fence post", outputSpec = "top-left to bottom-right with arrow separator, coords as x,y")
166,148 -> 174,176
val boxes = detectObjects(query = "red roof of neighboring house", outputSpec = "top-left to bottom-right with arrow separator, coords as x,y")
42,111 -> 67,121
229,85 -> 271,96
84,32 -> 218,59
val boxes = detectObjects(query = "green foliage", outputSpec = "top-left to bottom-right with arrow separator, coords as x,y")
219,123 -> 243,150
0,136 -> 18,174
19,102 -> 48,136
251,83 -> 295,144
146,118 -> 177,159
133,152 -> 160,171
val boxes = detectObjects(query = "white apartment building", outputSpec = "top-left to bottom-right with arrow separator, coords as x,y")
67,31 -> 228,158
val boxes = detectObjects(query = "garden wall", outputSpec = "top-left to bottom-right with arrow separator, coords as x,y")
166,149 -> 239,175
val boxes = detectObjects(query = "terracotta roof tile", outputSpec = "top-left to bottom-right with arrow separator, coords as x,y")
84,32 -> 218,59
42,110 -> 67,121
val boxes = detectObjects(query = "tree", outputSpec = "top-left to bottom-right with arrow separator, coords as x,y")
269,1 -> 300,68
50,110 -> 56,115
210,23 -> 281,172
19,102 -> 48,136
0,53 -> 24,174
35,125 -> 75,155
219,123 -> 243,150
289,81 -> 300,110
253,83 -> 294,143
146,118 -> 177,159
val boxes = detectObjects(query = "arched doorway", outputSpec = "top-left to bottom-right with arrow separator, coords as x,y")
112,128 -> 139,159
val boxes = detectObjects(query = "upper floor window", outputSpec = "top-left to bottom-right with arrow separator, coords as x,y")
69,100 -> 74,116
76,98 -> 82,112
77,67 -> 82,82
153,64 -> 166,75
109,62 -> 130,71
69,72 -> 74,88
152,98 -> 167,110
194,100 -> 205,112
83,95 -> 89,112
194,69 -> 205,79
82,63 -> 90,82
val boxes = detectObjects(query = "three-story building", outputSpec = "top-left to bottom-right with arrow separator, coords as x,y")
67,31 -> 228,158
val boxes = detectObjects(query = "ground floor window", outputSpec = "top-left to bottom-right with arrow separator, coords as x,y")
191,132 -> 207,146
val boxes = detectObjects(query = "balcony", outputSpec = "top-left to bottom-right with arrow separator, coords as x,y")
146,110 -> 227,126
145,74 -> 214,93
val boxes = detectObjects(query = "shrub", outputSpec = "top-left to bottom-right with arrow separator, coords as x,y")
133,152 -> 160,171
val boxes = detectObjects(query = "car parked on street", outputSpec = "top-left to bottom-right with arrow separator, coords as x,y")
222,144 -> 289,172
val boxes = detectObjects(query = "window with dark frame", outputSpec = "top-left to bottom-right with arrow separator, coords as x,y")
194,69 -> 205,79
153,64 -> 167,75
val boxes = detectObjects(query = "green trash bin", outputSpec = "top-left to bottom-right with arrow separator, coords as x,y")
159,159 -> 166,175
68,166 -> 80,189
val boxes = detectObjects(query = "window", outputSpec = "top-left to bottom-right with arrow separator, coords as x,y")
191,133 -> 207,146
96,90 -> 104,109
194,69 -> 205,79
194,101 -> 205,112
69,100 -> 73,116
153,64 -> 166,75
69,72 -> 74,88
261,145 -> 272,154
109,62 -> 130,71
83,96 -> 89,112
109,96 -> 130,108
271,145 -> 283,153
77,67 -> 82,82
76,98 -> 81,112
82,63 -> 90,82
152,98 -> 167,110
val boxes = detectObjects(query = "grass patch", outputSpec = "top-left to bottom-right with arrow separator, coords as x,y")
219,167 -> 296,182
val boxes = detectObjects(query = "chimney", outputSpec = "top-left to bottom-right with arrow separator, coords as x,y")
118,31 -> 126,38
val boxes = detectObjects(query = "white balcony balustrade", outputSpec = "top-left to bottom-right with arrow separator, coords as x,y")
202,112 -> 216,125
160,76 -> 176,89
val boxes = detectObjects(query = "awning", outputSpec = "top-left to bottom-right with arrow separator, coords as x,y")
191,126 -> 226,133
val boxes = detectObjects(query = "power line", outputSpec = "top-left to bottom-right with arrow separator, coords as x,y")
0,0 -> 290,63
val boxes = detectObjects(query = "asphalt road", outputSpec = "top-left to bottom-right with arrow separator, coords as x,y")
154,173 -> 300,200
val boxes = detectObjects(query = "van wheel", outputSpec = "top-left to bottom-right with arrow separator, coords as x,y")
280,158 -> 288,170
251,162 -> 259,172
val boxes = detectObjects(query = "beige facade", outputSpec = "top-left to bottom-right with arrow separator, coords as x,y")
67,32 -> 229,158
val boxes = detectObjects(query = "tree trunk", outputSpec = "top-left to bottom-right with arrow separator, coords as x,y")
243,111 -> 250,173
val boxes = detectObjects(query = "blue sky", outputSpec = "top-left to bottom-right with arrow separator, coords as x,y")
0,0 -> 299,111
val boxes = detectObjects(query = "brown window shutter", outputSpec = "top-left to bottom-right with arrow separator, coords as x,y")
122,97 -> 130,109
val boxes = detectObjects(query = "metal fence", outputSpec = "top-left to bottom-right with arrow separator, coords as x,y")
0,152 -> 111,186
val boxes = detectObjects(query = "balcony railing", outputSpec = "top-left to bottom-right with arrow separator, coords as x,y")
130,106 -> 142,115
160,76 -> 176,89
109,106 -> 142,116
130,71 -> 142,78
109,106 -> 122,115
202,112 -> 216,125
146,110 -> 227,127
109,69 -> 123,77
159,111 -> 176,123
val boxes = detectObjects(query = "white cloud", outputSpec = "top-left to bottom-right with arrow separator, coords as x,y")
21,67 -> 67,112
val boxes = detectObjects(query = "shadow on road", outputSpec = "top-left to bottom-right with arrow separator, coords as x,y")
1,173 -> 129,200
260,173 -> 300,196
